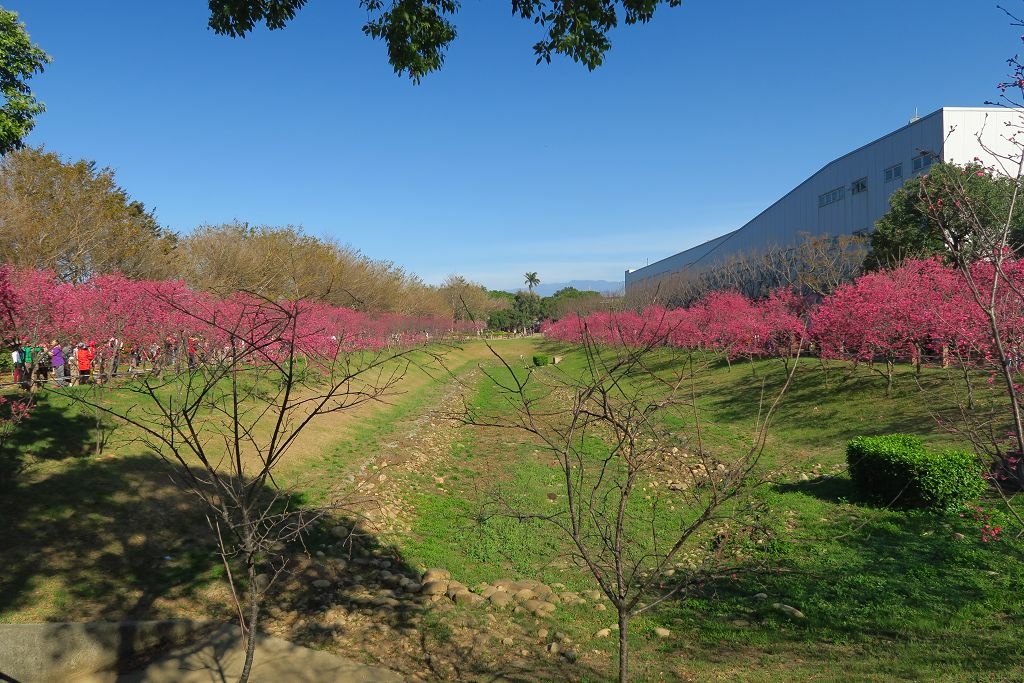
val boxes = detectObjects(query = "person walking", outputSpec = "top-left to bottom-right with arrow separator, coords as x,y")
20,342 -> 33,390
50,340 -> 65,387
11,345 -> 22,387
68,344 -> 79,385
77,342 -> 93,384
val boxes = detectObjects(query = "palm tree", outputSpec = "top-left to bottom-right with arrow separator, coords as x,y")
524,272 -> 540,293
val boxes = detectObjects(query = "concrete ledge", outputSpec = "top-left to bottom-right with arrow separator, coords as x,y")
0,620 -> 215,683
0,620 -> 405,682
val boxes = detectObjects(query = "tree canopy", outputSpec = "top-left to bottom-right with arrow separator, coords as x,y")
206,0 -> 683,82
0,146 -> 173,282
865,162 -> 1024,270
0,9 -> 51,155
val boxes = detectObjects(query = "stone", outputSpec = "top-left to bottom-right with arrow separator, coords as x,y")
595,628 -> 611,638
563,649 -> 579,663
537,628 -> 549,639
594,604 -> 606,612
488,592 -> 514,608
799,473 -> 810,481
513,588 -> 537,603
330,525 -> 349,539
311,579 -> 331,589
501,637 -> 514,646
653,627 -> 671,638
753,593 -> 768,601
524,599 -> 546,613
584,590 -> 603,601
402,582 -> 422,594
772,603 -> 806,619
731,619 -> 750,627
422,568 -> 451,583
254,573 -> 270,592
315,551 -> 326,559
421,580 -> 448,596
546,642 -> 560,655
953,532 -> 966,541
453,590 -> 483,605
480,586 -> 497,599
445,582 -> 467,599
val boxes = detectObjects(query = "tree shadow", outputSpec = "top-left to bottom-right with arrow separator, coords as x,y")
651,486 -> 1024,681
0,393 -> 96,490
774,475 -> 858,504
0,447 -> 598,682
696,360 -> 959,450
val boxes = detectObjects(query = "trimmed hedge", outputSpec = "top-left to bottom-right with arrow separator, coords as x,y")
532,355 -> 551,367
846,434 -> 986,510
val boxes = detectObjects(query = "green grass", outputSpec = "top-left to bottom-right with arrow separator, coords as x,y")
390,341 -> 1024,681
4,339 -> 1024,680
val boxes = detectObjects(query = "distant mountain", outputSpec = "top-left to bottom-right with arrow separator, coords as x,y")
509,280 -> 624,297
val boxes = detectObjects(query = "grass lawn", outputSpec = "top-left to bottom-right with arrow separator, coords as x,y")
388,341 -> 1024,682
1,337 -> 1022,681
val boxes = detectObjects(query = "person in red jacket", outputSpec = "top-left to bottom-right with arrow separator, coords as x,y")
76,342 -> 94,385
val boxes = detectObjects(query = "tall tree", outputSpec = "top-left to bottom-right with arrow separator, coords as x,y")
523,271 -> 540,293
0,146 -> 174,282
206,0 -> 684,82
0,9 -> 50,155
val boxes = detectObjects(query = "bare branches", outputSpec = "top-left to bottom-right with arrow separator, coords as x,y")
462,330 -> 797,683
55,292 -> 435,683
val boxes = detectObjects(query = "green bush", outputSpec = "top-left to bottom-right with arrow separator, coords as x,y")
532,355 -> 550,367
846,434 -> 986,510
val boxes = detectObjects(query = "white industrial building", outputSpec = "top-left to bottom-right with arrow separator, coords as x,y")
625,107 -> 1023,289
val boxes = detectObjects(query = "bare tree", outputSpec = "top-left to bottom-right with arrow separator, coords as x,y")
914,5 -> 1024,515
628,233 -> 866,309
462,319 -> 798,682
64,293 -> 428,682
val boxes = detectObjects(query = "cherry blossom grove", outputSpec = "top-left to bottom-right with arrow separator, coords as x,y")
0,268 -> 481,357
543,258 -> 1024,372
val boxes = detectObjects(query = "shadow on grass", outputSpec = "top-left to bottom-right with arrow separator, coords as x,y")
655,479 -> 1024,680
0,448 -> 598,682
775,475 -> 858,504
0,393 -> 97,489
695,360 -> 964,450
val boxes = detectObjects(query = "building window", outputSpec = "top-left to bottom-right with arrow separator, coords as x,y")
818,186 -> 845,208
884,163 -> 903,183
851,177 -> 867,194
912,154 -> 935,172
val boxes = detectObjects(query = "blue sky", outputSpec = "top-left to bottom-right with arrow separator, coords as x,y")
5,1 -> 1017,289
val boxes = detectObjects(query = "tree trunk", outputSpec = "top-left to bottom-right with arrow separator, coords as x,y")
238,519 -> 260,683
886,359 -> 894,398
617,607 -> 629,683
962,364 -> 975,411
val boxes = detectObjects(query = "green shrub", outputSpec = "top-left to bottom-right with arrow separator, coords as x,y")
532,355 -> 550,367
846,434 -> 986,510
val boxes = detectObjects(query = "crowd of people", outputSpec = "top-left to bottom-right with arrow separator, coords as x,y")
8,335 -> 212,390
10,338 -> 125,389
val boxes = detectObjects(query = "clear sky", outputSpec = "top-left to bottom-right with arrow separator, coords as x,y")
5,1 -> 1017,290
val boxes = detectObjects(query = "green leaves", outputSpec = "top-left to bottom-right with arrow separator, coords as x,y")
206,1 -> 685,82
0,10 -> 51,155
207,0 -> 310,36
